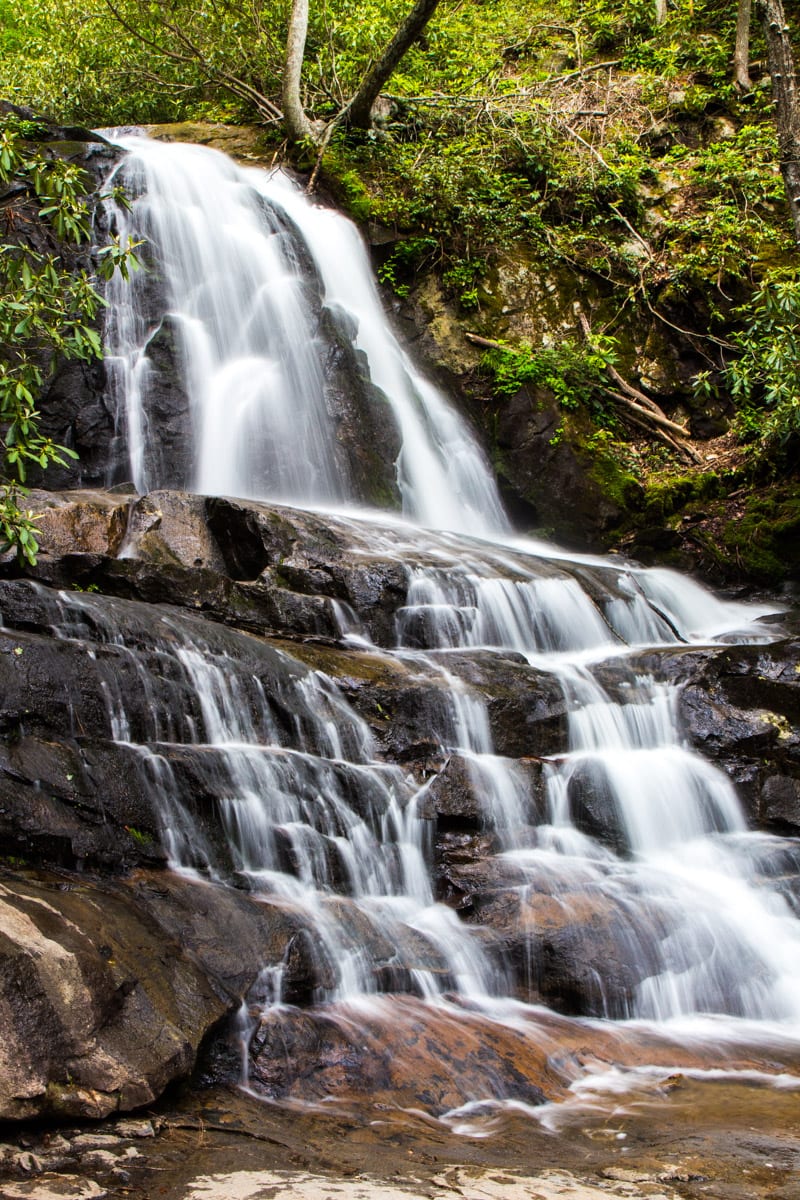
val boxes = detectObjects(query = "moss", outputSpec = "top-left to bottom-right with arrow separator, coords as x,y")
760,711 -> 793,741
641,472 -> 722,524
270,639 -> 412,686
320,163 -> 374,222
147,122 -> 270,160
361,474 -> 402,510
588,450 -> 642,511
134,534 -> 185,567
721,491 -> 800,584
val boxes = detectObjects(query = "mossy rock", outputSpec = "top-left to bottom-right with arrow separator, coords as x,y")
621,475 -> 800,586
640,471 -> 723,524
586,447 -> 643,512
721,489 -> 800,584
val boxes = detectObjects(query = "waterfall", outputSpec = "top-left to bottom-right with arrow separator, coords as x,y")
93,133 -> 800,1107
103,136 -> 507,535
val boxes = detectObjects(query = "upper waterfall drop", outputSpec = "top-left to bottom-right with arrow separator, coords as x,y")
102,135 -> 508,537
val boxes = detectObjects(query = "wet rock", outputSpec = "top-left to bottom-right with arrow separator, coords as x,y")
119,491 -> 228,572
134,317 -> 194,490
605,640 -> 800,836
566,761 -> 629,855
248,997 -> 550,1111
319,303 -> 402,510
682,641 -> 800,834
6,1154 -> 42,1175
601,1166 -> 658,1182
110,1120 -> 154,1138
68,1137 -> 122,1152
443,652 -> 568,759
760,776 -> 800,833
434,833 -> 527,911
422,753 -> 546,830
419,756 -> 486,826
0,867 -> 321,1122
77,1152 -> 120,1172
493,386 -> 630,550
0,735 -> 167,873
0,872 -> 212,1121
468,882 -> 669,1017
24,492 -> 129,560
205,496 -> 408,644
0,487 -> 797,1124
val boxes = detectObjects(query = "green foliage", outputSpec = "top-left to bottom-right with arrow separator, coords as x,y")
0,116 -> 138,563
441,258 -> 485,310
377,235 -> 437,297
333,168 -> 374,221
482,334 -> 618,412
640,471 -> 722,523
3,0 -> 799,518
722,489 -> 800,582
125,824 -> 154,846
661,124 -> 788,287
0,0 -> 278,124
714,270 -> 800,457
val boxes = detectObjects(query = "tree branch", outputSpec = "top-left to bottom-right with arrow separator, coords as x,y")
345,0 -> 443,130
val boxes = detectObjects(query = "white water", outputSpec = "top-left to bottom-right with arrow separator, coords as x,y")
103,137 -> 506,535
97,134 -> 800,1097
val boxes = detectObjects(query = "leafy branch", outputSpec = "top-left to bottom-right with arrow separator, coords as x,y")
0,115 -> 139,564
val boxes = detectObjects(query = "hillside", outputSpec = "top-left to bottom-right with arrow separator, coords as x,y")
1,0 -> 799,583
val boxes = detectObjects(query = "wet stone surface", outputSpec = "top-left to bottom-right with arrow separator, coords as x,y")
1,1070 -> 799,1199
0,489 -> 798,1146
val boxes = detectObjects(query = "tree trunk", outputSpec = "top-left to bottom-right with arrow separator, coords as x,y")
654,0 -> 668,25
283,0 -> 316,143
733,0 -> 752,91
756,0 -> 800,242
345,0 -> 442,130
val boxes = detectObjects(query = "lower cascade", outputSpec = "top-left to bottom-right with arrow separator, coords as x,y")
1,132 -> 799,1129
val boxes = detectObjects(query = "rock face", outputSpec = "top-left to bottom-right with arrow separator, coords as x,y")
492,385 -> 634,548
0,488 -> 798,1121
0,867 -> 320,1121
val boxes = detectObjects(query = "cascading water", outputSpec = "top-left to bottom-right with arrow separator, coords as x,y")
95,132 -> 800,1115
103,136 -> 507,535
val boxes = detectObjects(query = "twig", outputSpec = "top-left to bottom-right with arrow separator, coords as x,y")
306,121 -> 336,193
164,1118 -> 285,1146
542,59 -> 622,86
575,311 -> 702,462
608,202 -> 654,259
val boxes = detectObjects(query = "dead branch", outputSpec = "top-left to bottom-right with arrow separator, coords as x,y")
576,311 -> 702,461
466,331 -> 699,463
465,332 -> 505,350
542,59 -> 622,86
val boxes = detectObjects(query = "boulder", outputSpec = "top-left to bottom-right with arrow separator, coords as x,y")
0,868 -> 309,1122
